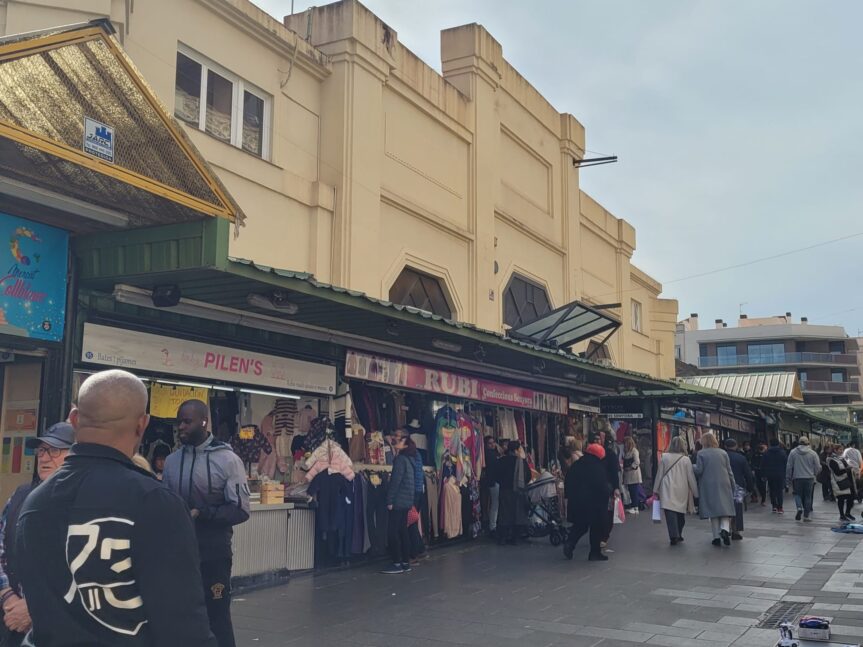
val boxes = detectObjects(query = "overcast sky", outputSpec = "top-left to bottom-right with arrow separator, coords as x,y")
256,0 -> 863,336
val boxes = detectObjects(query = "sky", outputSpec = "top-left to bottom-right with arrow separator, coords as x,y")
257,0 -> 863,336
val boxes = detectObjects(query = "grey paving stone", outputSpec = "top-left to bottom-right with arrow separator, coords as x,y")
624,623 -> 701,639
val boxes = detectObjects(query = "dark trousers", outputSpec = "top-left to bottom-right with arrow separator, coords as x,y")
626,484 -> 643,510
664,510 -> 686,541
566,508 -> 604,556
387,508 -> 410,565
822,478 -> 834,501
200,558 -> 235,647
754,470 -> 767,502
732,501 -> 744,532
792,478 -> 815,516
767,475 -> 785,510
602,506 -> 614,543
838,495 -> 854,518
366,484 -> 389,556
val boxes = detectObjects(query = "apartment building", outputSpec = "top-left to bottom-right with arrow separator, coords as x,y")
677,313 -> 861,406
0,0 -> 678,378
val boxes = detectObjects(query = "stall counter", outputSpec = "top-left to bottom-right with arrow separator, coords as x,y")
232,501 -> 316,578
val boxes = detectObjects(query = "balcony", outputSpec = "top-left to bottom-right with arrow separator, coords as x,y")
698,352 -> 858,369
801,380 -> 861,395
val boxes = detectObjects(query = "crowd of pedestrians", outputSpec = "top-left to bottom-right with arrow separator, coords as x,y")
559,430 -> 863,561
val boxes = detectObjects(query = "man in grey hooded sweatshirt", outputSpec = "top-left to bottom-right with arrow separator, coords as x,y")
162,400 -> 250,647
786,437 -> 822,522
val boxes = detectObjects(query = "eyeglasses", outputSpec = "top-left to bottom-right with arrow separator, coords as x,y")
35,446 -> 65,458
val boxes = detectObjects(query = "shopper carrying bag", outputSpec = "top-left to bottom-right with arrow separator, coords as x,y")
653,437 -> 699,545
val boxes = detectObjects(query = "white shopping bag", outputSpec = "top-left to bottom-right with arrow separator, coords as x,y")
652,499 -> 662,523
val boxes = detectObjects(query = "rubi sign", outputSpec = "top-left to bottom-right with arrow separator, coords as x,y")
81,323 -> 336,394
345,350 -> 568,414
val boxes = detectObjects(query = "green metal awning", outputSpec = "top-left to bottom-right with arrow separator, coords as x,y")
73,218 -> 679,396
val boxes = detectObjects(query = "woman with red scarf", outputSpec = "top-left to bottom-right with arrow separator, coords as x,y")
563,442 -> 611,561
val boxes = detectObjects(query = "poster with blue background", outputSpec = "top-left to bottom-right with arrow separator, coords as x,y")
0,212 -> 69,342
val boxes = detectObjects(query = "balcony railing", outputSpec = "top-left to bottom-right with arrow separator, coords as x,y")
800,380 -> 860,394
699,352 -> 858,368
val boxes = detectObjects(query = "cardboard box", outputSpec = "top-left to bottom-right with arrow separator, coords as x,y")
799,628 -> 831,641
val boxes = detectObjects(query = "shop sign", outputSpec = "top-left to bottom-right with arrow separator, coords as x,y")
81,324 -> 336,395
83,117 -> 115,163
717,413 -> 755,435
608,413 -> 643,420
569,402 -> 601,414
149,383 -> 210,418
0,212 -> 69,342
344,350 -> 568,414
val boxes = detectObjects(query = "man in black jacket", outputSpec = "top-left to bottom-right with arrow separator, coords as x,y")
724,438 -> 755,540
16,369 -> 215,646
761,438 -> 788,514
563,443 -> 611,561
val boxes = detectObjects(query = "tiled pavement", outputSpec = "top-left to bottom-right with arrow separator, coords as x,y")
232,498 -> 863,647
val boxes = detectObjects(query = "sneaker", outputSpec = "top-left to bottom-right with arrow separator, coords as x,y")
380,564 -> 405,574
588,553 -> 609,561
712,538 -> 722,547
778,508 -> 784,515
400,563 -> 412,573
840,515 -> 850,523
670,538 -> 680,546
772,508 -> 778,513
599,541 -> 607,549
848,514 -> 857,521
795,510 -> 803,521
721,529 -> 731,546
626,509 -> 637,515
409,559 -> 420,566
731,532 -> 743,541
803,517 -> 813,523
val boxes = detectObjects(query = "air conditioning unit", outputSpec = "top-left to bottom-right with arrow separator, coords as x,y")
0,352 -> 15,363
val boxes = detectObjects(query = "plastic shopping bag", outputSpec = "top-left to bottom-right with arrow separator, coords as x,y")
613,495 -> 626,524
652,499 -> 662,523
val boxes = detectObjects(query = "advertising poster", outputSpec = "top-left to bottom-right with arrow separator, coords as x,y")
0,212 -> 69,342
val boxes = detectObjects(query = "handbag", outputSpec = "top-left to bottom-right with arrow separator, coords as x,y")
651,498 -> 662,523
406,506 -> 420,527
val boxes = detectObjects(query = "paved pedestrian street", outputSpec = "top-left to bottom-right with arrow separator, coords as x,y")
232,499 -> 863,647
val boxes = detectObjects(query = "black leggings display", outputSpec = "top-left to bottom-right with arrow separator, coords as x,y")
387,508 -> 410,565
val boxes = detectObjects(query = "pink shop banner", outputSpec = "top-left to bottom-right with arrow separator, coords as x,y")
345,350 -> 568,415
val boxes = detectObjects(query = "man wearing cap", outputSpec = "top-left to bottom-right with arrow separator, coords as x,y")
786,436 -> 822,522
0,423 -> 73,644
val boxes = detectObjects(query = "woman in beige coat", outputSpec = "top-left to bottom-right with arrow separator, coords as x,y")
653,436 -> 698,545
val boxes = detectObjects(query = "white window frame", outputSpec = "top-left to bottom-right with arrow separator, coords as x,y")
176,44 -> 272,160
631,299 -> 643,333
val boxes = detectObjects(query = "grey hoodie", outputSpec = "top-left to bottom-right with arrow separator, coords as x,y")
785,445 -> 822,482
162,434 -> 250,560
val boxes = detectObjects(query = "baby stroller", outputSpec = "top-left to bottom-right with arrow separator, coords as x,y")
526,471 -> 569,546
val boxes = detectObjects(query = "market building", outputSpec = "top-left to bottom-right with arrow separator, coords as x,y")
1,0 -> 679,380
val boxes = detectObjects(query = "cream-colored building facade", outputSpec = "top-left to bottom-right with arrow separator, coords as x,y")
1,0 -> 678,378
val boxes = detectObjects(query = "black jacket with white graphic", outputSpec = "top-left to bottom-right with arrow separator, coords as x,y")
16,443 -> 216,646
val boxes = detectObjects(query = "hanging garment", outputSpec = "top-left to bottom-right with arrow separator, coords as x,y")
297,405 -> 317,435
273,399 -> 298,437
305,438 -> 355,482
349,420 -> 368,462
498,409 -> 518,441
536,416 -> 548,469
257,414 -> 285,480
442,477 -> 463,538
434,406 -> 459,470
230,425 -> 272,464
514,411 -> 526,446
303,415 -> 330,453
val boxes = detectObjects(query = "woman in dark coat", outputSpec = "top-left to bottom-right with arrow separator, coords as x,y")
380,431 -> 416,574
563,442 -> 610,561
495,441 -> 531,545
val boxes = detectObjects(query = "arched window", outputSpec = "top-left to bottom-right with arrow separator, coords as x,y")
503,274 -> 551,328
389,267 -> 453,319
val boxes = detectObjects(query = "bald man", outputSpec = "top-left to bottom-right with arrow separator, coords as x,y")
15,369 -> 215,646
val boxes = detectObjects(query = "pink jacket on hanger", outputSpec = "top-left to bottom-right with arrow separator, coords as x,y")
304,439 -> 355,482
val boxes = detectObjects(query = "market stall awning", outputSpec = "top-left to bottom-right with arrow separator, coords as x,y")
0,20 -> 244,231
73,219 -> 678,398
679,372 -> 803,402
508,300 -> 620,349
